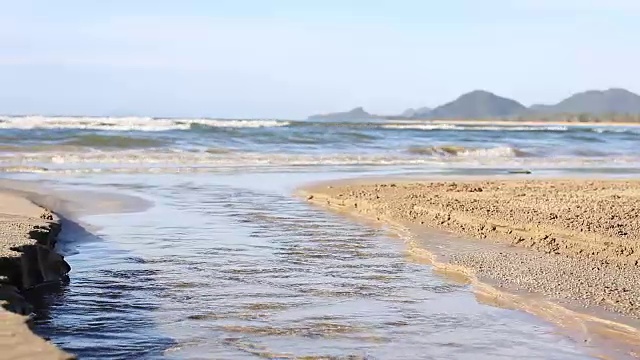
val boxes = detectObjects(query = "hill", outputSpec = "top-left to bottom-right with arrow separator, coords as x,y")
427,90 -> 526,119
400,107 -> 431,118
532,88 -> 640,115
307,107 -> 377,121
308,88 -> 640,121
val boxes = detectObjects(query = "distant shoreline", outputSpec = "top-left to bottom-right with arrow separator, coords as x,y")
393,118 -> 640,126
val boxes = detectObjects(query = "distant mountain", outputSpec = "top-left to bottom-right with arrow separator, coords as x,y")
307,107 -> 377,121
427,90 -> 527,119
309,88 -> 640,121
532,88 -> 640,115
400,107 -> 431,118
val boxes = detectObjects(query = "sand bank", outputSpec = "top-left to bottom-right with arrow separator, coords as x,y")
300,178 -> 640,355
0,191 -> 73,360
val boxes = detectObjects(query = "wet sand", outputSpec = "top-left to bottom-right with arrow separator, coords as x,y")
300,178 -> 640,354
0,191 -> 73,360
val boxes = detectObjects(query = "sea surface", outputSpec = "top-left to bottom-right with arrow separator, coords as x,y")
4,115 -> 639,359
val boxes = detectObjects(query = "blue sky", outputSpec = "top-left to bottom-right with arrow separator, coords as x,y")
1,0 -> 638,118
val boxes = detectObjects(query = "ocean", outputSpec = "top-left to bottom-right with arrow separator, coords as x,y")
3,115 -> 637,359
1,115 -> 639,174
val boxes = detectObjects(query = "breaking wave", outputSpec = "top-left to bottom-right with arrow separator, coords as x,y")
383,124 -> 569,132
1,148 -> 636,173
382,124 -> 458,130
591,127 -> 640,134
1,116 -> 638,135
0,116 -> 291,131
1,157 -> 638,175
407,145 -> 530,158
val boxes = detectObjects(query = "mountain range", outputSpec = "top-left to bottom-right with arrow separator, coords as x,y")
307,88 -> 640,120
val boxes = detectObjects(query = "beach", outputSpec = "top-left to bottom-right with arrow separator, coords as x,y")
301,178 -> 640,353
3,116 -> 640,358
0,191 -> 73,359
5,0 -> 640,356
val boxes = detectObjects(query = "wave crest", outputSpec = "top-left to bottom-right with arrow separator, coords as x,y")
384,124 -> 568,132
407,145 -> 529,157
0,116 -> 290,131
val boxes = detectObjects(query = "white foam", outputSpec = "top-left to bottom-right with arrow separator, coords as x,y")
407,145 -> 527,158
0,151 -> 441,167
472,125 -> 568,131
381,123 -> 568,131
455,146 -> 524,158
0,116 -> 290,131
1,149 -> 638,172
592,127 -> 640,134
381,124 -> 458,130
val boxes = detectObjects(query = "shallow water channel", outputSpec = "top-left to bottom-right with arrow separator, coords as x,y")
25,171 -> 596,359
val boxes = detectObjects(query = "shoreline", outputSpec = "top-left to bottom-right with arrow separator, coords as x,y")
299,177 -> 640,358
404,119 -> 640,127
0,177 -> 156,360
0,190 -> 74,359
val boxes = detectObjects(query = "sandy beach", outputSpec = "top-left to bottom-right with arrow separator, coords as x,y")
301,178 -> 640,352
0,191 -> 73,360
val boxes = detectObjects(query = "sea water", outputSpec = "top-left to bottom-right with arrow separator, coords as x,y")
4,116 -> 637,359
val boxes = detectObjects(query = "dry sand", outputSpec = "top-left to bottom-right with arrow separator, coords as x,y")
300,178 -> 640,353
0,191 -> 73,360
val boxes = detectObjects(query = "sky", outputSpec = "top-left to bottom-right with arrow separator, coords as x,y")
1,0 -> 639,119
